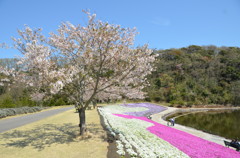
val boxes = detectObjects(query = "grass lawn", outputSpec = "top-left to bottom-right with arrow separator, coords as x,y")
0,107 -> 109,158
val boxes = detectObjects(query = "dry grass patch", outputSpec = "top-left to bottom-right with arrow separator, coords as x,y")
0,108 -> 109,158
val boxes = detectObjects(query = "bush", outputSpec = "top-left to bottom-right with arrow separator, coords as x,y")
16,97 -> 37,107
170,100 -> 186,107
0,106 -> 45,118
144,97 -> 151,102
55,98 -> 66,106
0,94 -> 15,108
43,94 -> 70,107
186,102 -> 193,107
0,92 -> 37,108
0,110 -> 7,118
153,96 -> 161,102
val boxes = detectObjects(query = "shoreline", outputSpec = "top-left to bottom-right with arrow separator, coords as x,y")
150,106 -> 240,146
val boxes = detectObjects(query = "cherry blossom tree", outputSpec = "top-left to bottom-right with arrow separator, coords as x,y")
0,66 -> 13,93
13,11 -> 156,135
0,64 -> 17,82
12,26 -> 60,104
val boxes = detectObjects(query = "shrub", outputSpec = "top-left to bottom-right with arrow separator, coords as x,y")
55,98 -> 66,106
0,110 -> 7,118
0,94 -> 15,108
0,106 -> 45,118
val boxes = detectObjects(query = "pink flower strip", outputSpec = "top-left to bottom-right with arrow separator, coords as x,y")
114,114 -> 240,158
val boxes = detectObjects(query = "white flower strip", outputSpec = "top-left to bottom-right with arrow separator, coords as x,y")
116,140 -> 125,156
98,105 -> 189,158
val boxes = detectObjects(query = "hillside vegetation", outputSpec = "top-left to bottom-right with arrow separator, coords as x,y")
145,45 -> 240,107
1,45 -> 240,108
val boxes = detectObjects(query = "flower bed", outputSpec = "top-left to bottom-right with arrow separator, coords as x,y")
116,114 -> 240,158
98,104 -> 188,158
121,103 -> 167,117
99,103 -> 240,158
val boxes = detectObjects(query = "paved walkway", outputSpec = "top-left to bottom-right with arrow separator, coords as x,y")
151,107 -> 232,146
0,106 -> 74,133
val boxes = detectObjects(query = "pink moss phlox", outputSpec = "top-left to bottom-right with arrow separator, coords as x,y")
113,114 -> 240,158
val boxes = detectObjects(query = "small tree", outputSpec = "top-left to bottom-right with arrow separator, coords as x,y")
13,11 -> 156,135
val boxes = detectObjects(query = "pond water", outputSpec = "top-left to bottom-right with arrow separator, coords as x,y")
168,109 -> 240,140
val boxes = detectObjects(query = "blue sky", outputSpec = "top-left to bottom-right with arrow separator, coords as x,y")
0,0 -> 239,58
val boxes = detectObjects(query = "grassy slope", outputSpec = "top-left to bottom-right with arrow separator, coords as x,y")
0,108 -> 108,158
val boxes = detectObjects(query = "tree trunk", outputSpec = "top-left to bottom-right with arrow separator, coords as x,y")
78,108 -> 86,135
93,100 -> 97,109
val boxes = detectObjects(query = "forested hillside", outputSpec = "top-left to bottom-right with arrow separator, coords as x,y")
1,45 -> 240,108
146,45 -> 240,107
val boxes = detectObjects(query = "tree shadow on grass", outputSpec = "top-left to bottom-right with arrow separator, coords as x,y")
0,122 -> 107,151
86,123 -> 108,141
0,123 -> 79,151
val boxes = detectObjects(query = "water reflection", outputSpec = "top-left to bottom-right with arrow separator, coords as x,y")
174,110 -> 240,139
